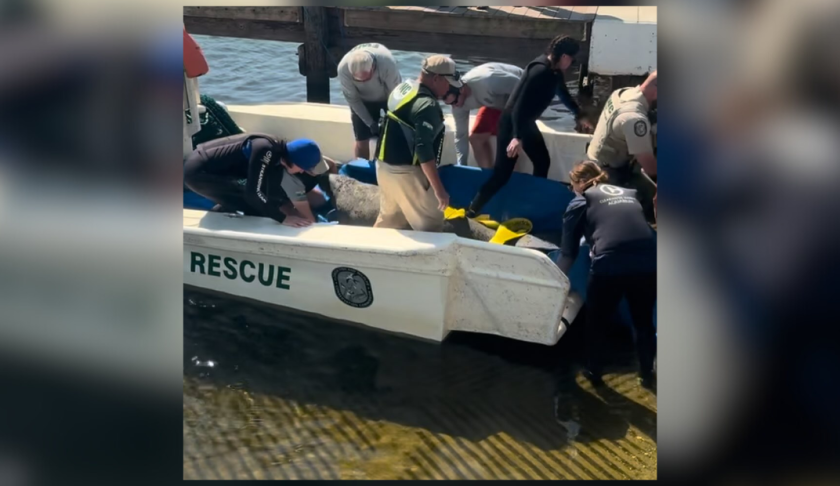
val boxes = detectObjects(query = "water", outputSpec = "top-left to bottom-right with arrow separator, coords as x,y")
184,288 -> 657,480
184,36 -> 655,480
192,35 -> 579,132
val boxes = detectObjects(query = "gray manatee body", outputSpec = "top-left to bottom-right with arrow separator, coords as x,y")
326,174 -> 560,252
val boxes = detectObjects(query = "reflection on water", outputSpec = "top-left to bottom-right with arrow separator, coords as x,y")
183,287 -> 657,480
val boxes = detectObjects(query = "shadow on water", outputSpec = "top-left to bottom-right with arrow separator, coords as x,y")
184,287 -> 656,456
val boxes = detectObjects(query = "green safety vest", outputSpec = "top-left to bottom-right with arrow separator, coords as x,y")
377,80 -> 445,166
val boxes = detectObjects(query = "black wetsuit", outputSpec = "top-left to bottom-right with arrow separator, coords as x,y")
560,184 -> 657,379
183,133 -> 290,222
469,54 -> 560,214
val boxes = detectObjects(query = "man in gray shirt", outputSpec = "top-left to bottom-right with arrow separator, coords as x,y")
337,43 -> 402,160
448,63 -> 523,168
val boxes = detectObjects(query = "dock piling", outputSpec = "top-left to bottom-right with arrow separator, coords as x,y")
302,7 -> 330,104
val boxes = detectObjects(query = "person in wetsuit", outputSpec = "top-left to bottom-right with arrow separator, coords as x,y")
557,161 -> 657,389
183,134 -> 334,227
466,35 -> 583,217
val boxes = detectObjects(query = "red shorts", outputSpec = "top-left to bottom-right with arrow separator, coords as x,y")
470,106 -> 502,136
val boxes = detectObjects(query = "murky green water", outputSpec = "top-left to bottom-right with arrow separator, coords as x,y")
184,287 -> 657,480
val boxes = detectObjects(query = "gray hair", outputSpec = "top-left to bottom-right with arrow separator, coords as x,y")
347,50 -> 375,76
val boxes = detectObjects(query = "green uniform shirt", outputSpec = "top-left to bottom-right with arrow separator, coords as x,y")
378,81 -> 445,166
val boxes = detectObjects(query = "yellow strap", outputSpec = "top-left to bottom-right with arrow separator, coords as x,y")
488,218 -> 532,245
377,118 -> 389,160
443,207 -> 532,245
443,206 -> 466,220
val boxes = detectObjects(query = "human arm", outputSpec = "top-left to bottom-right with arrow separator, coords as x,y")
509,64 -> 547,138
379,54 -> 402,94
292,199 -> 316,223
279,171 -> 316,224
420,161 -> 448,210
555,78 -> 581,118
414,103 -> 449,209
452,105 -> 471,166
556,196 -> 587,274
243,141 -> 294,223
323,156 -> 340,174
621,114 -> 657,177
339,65 -> 375,127
557,80 -> 594,132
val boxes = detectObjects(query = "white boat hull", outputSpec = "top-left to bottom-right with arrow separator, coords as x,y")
185,210 -> 574,345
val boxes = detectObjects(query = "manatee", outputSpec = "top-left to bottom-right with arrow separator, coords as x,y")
326,174 -> 559,252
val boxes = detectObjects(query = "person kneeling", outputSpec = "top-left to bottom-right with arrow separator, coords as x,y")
184,134 -> 333,227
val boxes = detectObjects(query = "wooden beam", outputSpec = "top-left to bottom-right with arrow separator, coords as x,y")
183,7 -> 300,23
185,6 -> 590,70
184,16 -> 305,44
334,27 -> 551,69
342,7 -> 584,40
303,7 -> 330,103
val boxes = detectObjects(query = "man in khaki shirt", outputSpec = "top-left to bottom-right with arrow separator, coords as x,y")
587,71 -> 657,222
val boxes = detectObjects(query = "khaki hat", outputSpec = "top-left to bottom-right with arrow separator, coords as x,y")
421,55 -> 463,88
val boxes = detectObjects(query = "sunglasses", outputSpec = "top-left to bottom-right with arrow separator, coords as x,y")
445,84 -> 461,99
422,67 -> 463,83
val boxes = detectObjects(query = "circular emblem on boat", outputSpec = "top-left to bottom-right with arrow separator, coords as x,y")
332,267 -> 373,308
634,120 -> 648,137
600,184 -> 624,196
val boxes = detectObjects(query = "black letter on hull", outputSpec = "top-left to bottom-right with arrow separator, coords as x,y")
276,267 -> 291,290
223,257 -> 238,280
190,252 -> 206,274
208,254 -> 222,277
240,260 -> 256,283
258,263 -> 275,287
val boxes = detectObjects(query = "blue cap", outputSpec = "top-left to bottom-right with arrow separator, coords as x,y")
286,139 -> 328,174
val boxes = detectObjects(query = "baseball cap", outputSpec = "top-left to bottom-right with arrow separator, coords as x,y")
422,55 -> 463,88
286,139 -> 329,175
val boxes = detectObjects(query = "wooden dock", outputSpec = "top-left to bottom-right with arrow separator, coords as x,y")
183,6 -> 654,104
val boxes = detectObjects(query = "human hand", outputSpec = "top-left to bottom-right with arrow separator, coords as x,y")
578,117 -> 595,133
282,215 -> 312,228
506,138 -> 521,158
434,188 -> 450,211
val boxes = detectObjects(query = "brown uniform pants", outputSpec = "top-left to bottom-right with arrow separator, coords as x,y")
374,160 -> 444,232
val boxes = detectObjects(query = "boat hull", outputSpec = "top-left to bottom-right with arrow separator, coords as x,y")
184,209 -> 575,345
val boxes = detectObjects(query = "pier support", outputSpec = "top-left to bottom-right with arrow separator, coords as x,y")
302,7 -> 330,104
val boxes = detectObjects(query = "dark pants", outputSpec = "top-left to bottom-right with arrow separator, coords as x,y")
585,272 -> 657,378
468,112 -> 551,213
351,101 -> 388,141
602,161 -> 657,224
183,145 -> 261,216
